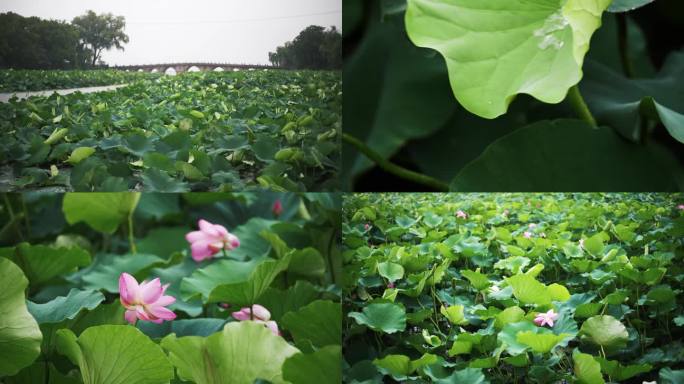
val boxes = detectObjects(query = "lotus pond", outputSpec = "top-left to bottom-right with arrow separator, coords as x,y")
0,192 -> 342,383
0,69 -> 341,192
342,193 -> 684,383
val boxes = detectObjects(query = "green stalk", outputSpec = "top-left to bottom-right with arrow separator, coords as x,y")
342,133 -> 449,191
567,85 -> 597,127
127,212 -> 137,254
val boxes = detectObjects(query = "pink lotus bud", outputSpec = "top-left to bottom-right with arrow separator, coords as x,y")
678,204 -> 684,210
534,309 -> 558,327
456,210 -> 467,219
219,303 -> 230,309
232,304 -> 280,335
185,219 -> 240,262
272,199 -> 283,217
387,282 -> 395,289
364,223 -> 370,231
119,273 -> 176,325
523,231 -> 532,239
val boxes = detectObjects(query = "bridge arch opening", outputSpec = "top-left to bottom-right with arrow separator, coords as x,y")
165,67 -> 177,76
151,68 -> 159,73
137,69 -> 144,72
188,66 -> 201,72
213,67 -> 224,72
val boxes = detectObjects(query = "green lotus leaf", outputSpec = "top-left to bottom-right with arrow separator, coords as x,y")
405,0 -> 612,118
461,269 -> 491,291
378,261 -> 405,282
424,366 -> 488,384
63,193 -> 140,234
573,350 -> 605,384
450,119 -> 681,191
161,321 -> 299,384
423,211 -> 444,228
27,289 -> 104,324
282,346 -> 342,384
498,321 -> 537,356
0,258 -> 42,377
180,251 -> 290,306
580,315 -> 629,348
348,302 -> 407,334
55,325 -> 173,384
70,252 -> 168,293
3,361 -> 81,384
660,368 -> 684,384
373,353 -> 437,378
441,305 -> 468,325
494,306 -> 526,330
137,318 -> 227,339
607,0 -> 654,12
506,274 -> 551,306
257,280 -> 320,322
281,300 -> 341,348
516,331 -> 571,353
595,357 -> 652,381
3,243 -> 91,286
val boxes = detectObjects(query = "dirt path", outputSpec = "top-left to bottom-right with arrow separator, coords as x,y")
0,84 -> 129,103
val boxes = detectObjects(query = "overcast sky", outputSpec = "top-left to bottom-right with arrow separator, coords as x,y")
0,0 -> 341,65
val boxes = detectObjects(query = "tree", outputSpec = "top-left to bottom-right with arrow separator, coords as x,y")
72,10 -> 129,67
0,12 -> 83,69
268,25 -> 341,70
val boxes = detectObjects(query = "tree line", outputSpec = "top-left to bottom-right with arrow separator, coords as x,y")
269,25 -> 341,70
0,11 -> 128,69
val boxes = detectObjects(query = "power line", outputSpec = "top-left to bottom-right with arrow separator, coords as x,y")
126,9 -> 341,25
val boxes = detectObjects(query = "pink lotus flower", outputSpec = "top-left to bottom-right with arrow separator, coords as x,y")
523,231 -> 532,239
456,210 -> 467,219
185,219 -> 240,262
364,223 -> 370,231
534,309 -> 559,327
119,273 -> 176,325
678,204 -> 684,210
232,304 -> 279,335
272,199 -> 283,217
387,282 -> 395,289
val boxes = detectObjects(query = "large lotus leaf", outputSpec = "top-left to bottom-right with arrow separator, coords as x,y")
180,258 -> 260,301
607,0 -> 654,12
506,274 -> 551,306
281,300 -> 341,348
348,302 -> 407,334
0,258 -> 42,377
573,350 -> 605,384
181,255 -> 290,305
137,318 -> 227,339
149,257 -> 203,317
377,261 -> 405,282
498,321 -> 538,355
494,306 -> 526,330
579,315 -> 629,348
450,119 -> 681,191
56,325 -> 173,384
342,15 -> 456,186
373,353 -> 438,378
4,243 -> 91,286
69,252 -> 168,293
516,331 -> 571,353
136,227 -> 190,259
4,361 -> 81,384
282,345 -> 342,384
582,51 -> 684,143
441,305 -> 468,325
461,269 -> 491,291
62,193 -> 140,234
405,0 -> 612,118
257,280 -> 320,322
161,321 -> 299,384
660,368 -> 684,384
424,366 -> 488,384
595,357 -> 652,381
27,289 -> 104,324
229,218 -> 278,261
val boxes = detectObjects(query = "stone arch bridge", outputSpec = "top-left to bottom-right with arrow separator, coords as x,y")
112,63 -> 276,73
